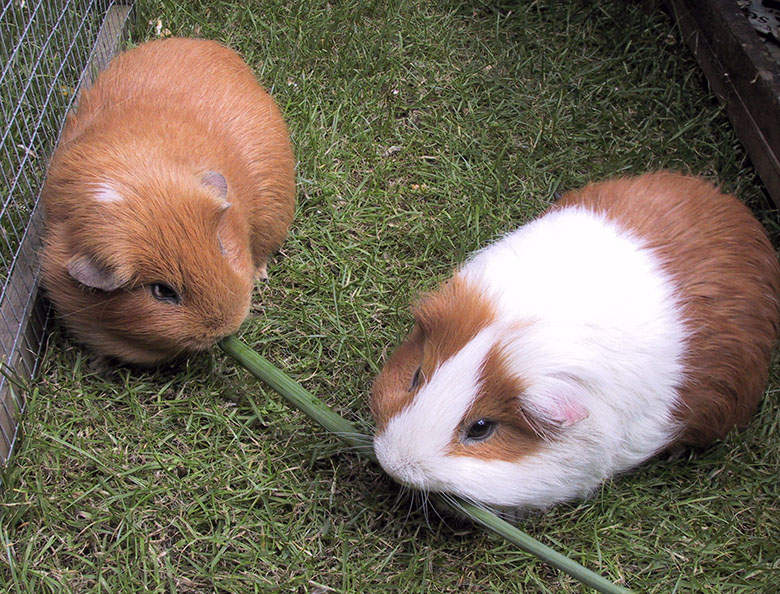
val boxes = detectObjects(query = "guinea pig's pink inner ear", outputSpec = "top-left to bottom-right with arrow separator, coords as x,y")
200,170 -> 229,204
66,254 -> 127,292
526,381 -> 590,429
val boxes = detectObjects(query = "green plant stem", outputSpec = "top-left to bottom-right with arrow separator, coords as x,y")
219,334 -> 633,594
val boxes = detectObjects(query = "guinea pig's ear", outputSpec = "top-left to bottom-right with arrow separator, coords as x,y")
527,378 -> 589,428
200,170 -> 230,206
66,254 -> 127,292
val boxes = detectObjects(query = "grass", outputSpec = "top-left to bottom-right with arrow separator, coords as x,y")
2,0 -> 780,592
217,335 -> 631,594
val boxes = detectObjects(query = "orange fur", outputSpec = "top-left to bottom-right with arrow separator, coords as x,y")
447,342 -> 545,461
40,38 -> 295,364
371,277 -> 496,429
555,172 -> 780,447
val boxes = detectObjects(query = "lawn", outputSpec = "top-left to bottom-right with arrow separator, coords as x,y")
1,0 -> 779,592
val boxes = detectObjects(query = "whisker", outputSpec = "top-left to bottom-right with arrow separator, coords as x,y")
320,431 -> 374,457
421,490 -> 432,529
328,430 -> 373,443
55,291 -> 124,319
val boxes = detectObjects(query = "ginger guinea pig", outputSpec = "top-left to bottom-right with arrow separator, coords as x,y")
371,172 -> 780,510
40,37 -> 295,365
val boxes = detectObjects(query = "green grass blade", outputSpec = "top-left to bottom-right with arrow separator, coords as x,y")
219,335 -> 366,452
219,334 -> 633,594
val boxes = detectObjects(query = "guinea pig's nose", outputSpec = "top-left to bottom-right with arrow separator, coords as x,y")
193,314 -> 239,346
373,433 -> 431,490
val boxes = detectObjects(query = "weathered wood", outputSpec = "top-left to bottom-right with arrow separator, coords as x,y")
668,0 -> 780,207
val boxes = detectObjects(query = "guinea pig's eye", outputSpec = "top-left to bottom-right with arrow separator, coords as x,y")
409,365 -> 422,391
149,282 -> 181,305
465,418 -> 497,442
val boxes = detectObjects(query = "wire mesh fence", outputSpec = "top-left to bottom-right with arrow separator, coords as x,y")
0,0 -> 134,478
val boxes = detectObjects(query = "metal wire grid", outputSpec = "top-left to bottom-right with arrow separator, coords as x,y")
0,0 -> 134,473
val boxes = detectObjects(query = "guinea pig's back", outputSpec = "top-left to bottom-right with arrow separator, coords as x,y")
58,37 -> 295,266
65,38 -> 270,142
556,172 -> 780,447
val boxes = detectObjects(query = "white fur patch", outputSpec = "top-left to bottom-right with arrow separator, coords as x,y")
93,182 -> 123,203
375,206 -> 688,509
374,327 -> 498,491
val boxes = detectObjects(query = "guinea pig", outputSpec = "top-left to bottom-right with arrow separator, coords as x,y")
40,37 -> 295,365
371,172 -> 780,511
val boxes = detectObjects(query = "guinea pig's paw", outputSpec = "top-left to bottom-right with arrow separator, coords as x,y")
432,496 -> 536,526
86,353 -> 118,377
492,505 -> 540,524
254,263 -> 269,282
431,496 -> 476,528
662,444 -> 691,462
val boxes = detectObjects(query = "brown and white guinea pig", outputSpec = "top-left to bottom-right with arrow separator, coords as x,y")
40,37 -> 295,365
371,172 -> 780,511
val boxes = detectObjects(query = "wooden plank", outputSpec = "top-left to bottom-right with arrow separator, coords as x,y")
0,199 -> 46,463
80,4 -> 134,89
668,0 -> 780,206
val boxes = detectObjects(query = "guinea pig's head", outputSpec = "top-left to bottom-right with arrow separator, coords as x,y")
370,275 -> 590,509
41,166 -> 255,365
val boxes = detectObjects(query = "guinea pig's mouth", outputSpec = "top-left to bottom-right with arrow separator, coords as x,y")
181,318 -> 245,350
374,435 -> 520,509
192,331 -> 220,345
112,331 -> 223,363
373,438 -> 438,492
181,334 -> 229,353
387,467 -> 433,491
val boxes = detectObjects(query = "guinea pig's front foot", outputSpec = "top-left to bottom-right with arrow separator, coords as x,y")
255,263 -> 269,282
86,353 -> 117,376
662,444 -> 690,462
431,496 -> 532,526
435,496 -> 537,525
494,505 -> 539,524
430,495 -> 474,528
